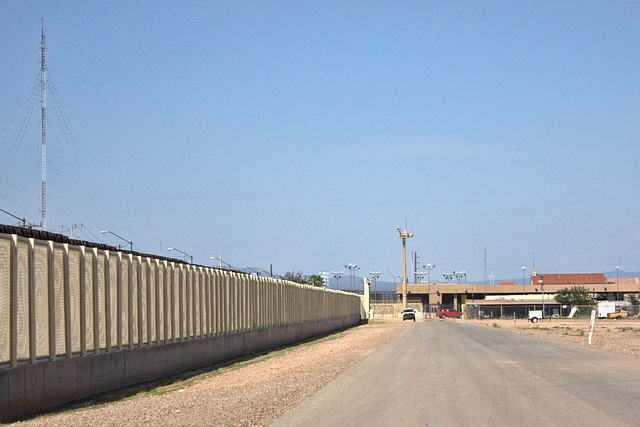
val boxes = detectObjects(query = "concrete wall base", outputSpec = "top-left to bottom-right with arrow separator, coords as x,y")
1,315 -> 360,422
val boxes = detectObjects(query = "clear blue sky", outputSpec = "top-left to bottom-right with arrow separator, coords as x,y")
1,1 -> 639,284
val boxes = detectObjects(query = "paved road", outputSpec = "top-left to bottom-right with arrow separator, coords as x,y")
273,320 -> 640,426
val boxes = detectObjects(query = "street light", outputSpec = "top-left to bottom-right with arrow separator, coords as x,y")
616,266 -> 620,301
331,271 -> 343,290
522,266 -> 526,295
386,269 -> 397,286
443,273 -> 453,283
100,230 -> 132,251
344,264 -> 360,291
454,271 -> 465,284
369,271 -> 381,300
243,266 -> 263,276
539,279 -> 544,320
424,264 -> 436,284
168,247 -> 193,264
210,256 -> 231,269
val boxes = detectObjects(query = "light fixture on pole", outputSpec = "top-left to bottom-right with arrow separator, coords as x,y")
397,225 -> 413,309
168,247 -> 193,264
424,264 -> 436,284
616,266 -> 620,301
539,278 -> 544,320
344,264 -> 360,291
210,256 -> 231,269
100,230 -> 133,251
369,271 -> 381,300
443,273 -> 453,283
386,269 -> 397,286
331,271 -> 343,290
522,266 -> 526,295
454,271 -> 465,284
243,266 -> 262,276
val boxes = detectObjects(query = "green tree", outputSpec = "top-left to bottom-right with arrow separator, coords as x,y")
554,286 -> 593,306
306,274 -> 325,287
282,270 -> 307,284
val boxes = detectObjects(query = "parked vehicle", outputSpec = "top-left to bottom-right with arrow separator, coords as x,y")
528,310 -> 542,323
608,311 -> 628,319
436,308 -> 463,318
597,301 -> 616,318
402,308 -> 416,321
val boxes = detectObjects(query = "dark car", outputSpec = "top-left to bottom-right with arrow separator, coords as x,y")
402,308 -> 416,321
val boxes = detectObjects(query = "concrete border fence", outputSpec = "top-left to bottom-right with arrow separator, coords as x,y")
0,226 -> 363,421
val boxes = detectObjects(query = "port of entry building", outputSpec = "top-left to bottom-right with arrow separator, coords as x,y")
397,271 -> 640,318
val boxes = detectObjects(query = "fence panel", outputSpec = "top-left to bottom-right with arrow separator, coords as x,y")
0,230 -> 363,370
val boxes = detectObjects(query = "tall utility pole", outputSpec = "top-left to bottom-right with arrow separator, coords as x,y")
398,225 -> 413,309
40,19 -> 48,229
484,248 -> 487,285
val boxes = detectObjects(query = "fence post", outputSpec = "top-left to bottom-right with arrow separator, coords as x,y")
9,235 -> 18,367
79,246 -> 87,356
28,238 -> 36,364
104,251 -> 111,351
47,241 -> 55,361
63,243 -> 71,358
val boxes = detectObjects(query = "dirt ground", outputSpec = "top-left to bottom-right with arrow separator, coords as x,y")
469,317 -> 640,358
11,320 -> 408,426
11,317 -> 640,425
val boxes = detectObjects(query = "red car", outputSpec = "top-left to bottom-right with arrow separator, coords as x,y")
436,308 -> 463,318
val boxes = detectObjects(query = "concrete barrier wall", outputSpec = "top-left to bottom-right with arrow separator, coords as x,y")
0,230 -> 363,421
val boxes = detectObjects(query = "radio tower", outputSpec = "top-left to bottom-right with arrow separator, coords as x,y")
40,19 -> 48,229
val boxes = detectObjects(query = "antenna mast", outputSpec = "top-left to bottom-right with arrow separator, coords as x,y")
40,19 -> 48,229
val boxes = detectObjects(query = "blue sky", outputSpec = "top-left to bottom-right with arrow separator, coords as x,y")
1,1 -> 639,285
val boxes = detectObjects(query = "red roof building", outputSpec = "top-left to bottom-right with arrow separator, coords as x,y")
531,272 -> 606,285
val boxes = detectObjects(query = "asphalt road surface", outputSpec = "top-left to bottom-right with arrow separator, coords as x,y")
273,320 -> 640,426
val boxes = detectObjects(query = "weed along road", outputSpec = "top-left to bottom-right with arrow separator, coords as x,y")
273,320 -> 640,426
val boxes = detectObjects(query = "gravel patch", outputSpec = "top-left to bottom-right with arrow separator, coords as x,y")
12,320 -> 407,426
470,318 -> 640,359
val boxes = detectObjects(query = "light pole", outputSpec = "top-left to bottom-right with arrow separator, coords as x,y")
616,266 -> 620,301
424,264 -> 436,284
454,271 -> 465,284
344,264 -> 360,291
539,278 -> 544,320
369,271 -> 381,300
0,208 -> 27,228
243,266 -> 263,276
168,247 -> 192,264
443,273 -> 453,283
100,230 -> 132,251
398,226 -> 413,309
331,271 -> 343,290
210,256 -> 231,269
489,275 -> 494,286
416,271 -> 427,283
386,269 -> 397,286
522,266 -> 526,295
